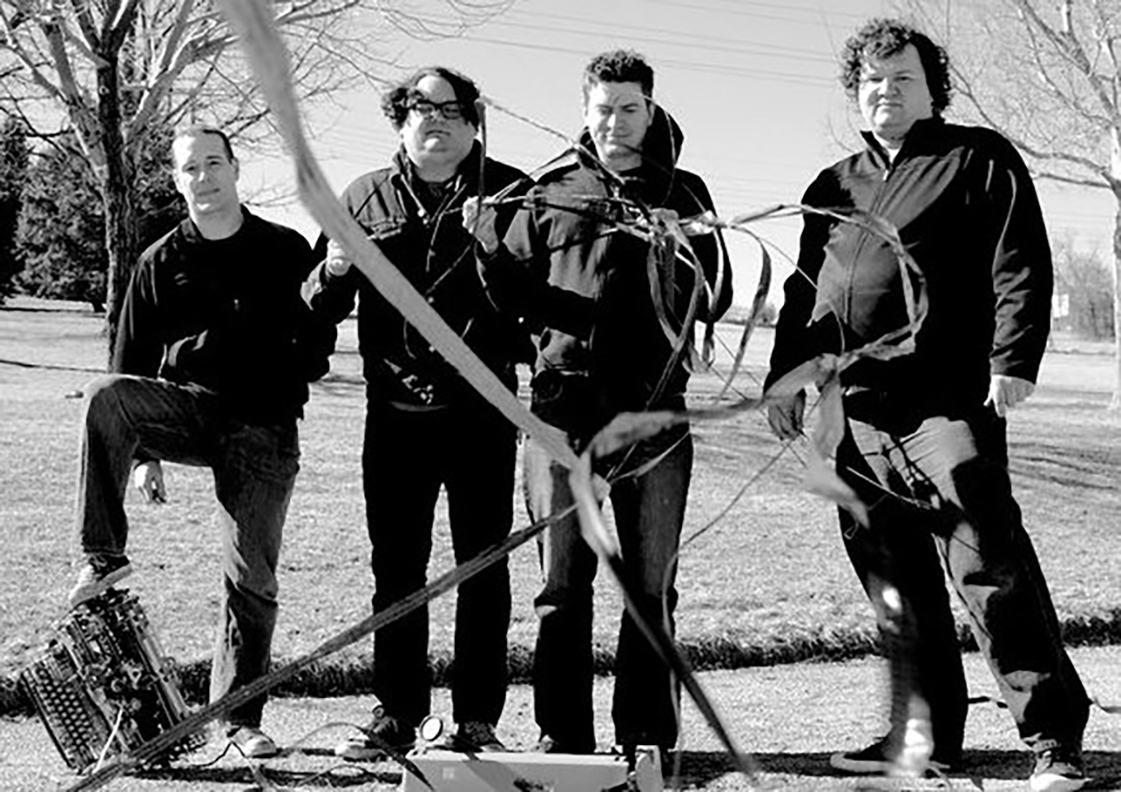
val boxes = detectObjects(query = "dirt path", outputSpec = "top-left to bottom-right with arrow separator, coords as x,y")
4,646 -> 1119,791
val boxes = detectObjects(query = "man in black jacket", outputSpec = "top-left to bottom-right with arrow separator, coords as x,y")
766,19 -> 1088,792
68,125 -> 336,759
304,66 -> 528,758
469,49 -> 733,762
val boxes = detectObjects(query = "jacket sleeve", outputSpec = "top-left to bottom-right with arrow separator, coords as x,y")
290,233 -> 338,383
765,170 -> 836,390
111,252 -> 166,377
682,172 -> 733,321
476,191 -> 596,340
302,231 -> 361,325
983,136 -> 1053,383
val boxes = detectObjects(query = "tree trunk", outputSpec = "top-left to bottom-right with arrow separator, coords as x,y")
95,57 -> 138,371
1112,198 -> 1121,410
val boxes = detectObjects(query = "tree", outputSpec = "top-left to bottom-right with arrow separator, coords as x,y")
15,129 -> 179,311
900,0 -> 1121,408
0,114 -> 28,302
0,0 -> 514,364
1053,239 -> 1115,340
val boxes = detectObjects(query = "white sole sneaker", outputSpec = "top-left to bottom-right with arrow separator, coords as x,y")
68,562 -> 134,607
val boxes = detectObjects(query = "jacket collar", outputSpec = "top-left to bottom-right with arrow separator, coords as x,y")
179,206 -> 254,243
861,115 -> 945,165
568,104 -> 687,201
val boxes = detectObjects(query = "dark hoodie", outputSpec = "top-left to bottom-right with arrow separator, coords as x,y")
480,106 -> 733,433
306,142 -> 530,407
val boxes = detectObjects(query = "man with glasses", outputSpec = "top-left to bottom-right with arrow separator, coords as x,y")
304,66 -> 529,758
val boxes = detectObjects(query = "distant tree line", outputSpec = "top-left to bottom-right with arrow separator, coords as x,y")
1052,240 -> 1115,342
0,117 -> 180,312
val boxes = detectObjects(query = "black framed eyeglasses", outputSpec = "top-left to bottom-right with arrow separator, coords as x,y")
407,99 -> 466,122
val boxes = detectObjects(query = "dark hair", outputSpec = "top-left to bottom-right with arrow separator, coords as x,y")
381,66 -> 481,129
582,49 -> 655,102
173,125 -> 235,163
840,18 -> 952,115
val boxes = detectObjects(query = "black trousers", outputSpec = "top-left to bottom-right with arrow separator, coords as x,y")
363,395 -> 515,727
836,404 -> 1089,756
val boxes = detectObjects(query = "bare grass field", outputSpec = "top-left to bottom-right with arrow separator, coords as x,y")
2,299 -> 1119,708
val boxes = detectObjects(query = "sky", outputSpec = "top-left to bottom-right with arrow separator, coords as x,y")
242,0 -> 1117,306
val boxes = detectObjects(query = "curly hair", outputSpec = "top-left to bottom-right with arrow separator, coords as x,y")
840,18 -> 952,115
380,66 -> 482,129
582,49 -> 655,102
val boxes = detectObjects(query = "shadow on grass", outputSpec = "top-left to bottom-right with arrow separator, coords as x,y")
133,761 -> 401,788
7,611 -> 1121,718
677,748 -> 1121,786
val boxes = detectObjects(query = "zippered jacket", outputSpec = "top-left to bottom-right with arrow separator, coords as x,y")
768,117 -> 1053,411
113,209 -> 335,425
305,143 -> 530,407
478,107 -> 734,428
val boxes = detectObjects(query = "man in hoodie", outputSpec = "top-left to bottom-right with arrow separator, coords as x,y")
469,49 -> 733,760
67,125 -> 336,759
303,66 -> 529,758
765,19 -> 1088,792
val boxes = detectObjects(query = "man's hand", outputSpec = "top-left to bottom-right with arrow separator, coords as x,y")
767,391 -> 806,441
984,374 -> 1035,417
463,196 -> 500,254
132,460 -> 167,504
324,238 -> 352,277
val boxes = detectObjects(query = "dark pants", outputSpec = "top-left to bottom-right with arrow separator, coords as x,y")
525,425 -> 693,751
77,374 -> 299,729
836,403 -> 1089,755
363,396 -> 515,728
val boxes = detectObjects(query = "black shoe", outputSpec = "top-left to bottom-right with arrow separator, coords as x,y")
439,721 -> 505,752
335,706 -> 416,760
830,735 -> 959,775
1030,744 -> 1088,792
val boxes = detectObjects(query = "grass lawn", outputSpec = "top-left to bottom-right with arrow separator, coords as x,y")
2,299 -> 1120,708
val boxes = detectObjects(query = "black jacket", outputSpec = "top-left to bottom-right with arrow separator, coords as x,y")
768,117 -> 1053,411
480,106 -> 733,429
306,143 -> 530,407
114,209 -> 335,424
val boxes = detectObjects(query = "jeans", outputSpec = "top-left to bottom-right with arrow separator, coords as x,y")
525,421 -> 693,751
77,374 -> 299,729
835,402 -> 1089,754
363,395 -> 515,728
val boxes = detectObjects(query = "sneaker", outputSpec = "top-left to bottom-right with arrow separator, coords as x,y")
335,706 -> 417,761
1030,745 -> 1088,792
68,554 -> 133,607
830,735 -> 959,775
443,721 -> 505,753
228,726 -> 279,759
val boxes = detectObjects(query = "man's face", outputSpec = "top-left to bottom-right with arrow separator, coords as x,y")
172,132 -> 240,218
857,43 -> 934,144
399,74 -> 477,174
583,80 -> 652,169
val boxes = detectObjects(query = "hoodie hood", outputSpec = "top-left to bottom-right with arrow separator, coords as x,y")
577,103 -> 685,170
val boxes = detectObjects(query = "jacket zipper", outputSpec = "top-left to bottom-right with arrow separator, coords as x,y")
842,146 -> 898,329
